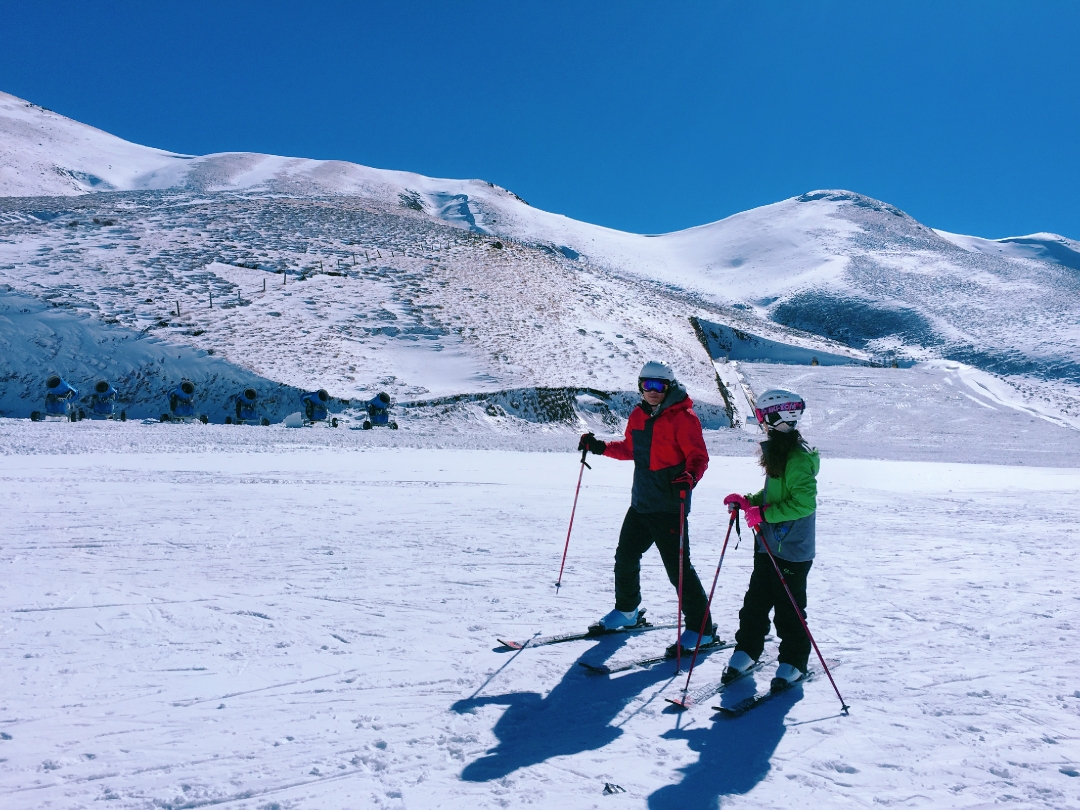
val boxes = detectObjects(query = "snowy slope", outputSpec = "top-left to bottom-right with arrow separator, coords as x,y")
0,288 -> 329,422
0,93 -> 193,196
0,200 -> 748,416
0,90 -> 532,229
3,88 -> 1080,429
935,229 -> 1080,271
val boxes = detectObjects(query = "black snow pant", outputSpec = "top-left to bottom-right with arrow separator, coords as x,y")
614,507 -> 713,636
734,552 -> 813,672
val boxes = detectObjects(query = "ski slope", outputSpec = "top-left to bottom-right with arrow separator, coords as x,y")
2,427 -> 1079,809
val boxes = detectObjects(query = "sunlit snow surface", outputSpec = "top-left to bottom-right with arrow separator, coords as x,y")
3,410 -> 1080,810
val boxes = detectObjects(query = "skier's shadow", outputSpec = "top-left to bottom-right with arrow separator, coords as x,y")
451,633 -> 676,781
648,681 -> 803,810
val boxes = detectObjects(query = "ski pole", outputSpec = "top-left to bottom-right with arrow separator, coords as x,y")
675,491 -> 686,673
680,510 -> 737,692
754,505 -> 849,714
554,447 -> 591,593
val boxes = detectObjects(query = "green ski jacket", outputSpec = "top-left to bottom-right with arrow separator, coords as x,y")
747,447 -> 820,562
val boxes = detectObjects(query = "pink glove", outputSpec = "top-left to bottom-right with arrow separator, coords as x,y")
723,493 -> 750,513
744,505 -> 764,529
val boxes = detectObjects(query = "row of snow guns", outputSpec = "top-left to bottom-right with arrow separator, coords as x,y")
30,376 -> 126,422
30,376 -> 395,428
293,389 -> 396,429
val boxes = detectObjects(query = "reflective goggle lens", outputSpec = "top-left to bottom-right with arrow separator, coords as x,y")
640,378 -> 669,393
755,403 -> 804,425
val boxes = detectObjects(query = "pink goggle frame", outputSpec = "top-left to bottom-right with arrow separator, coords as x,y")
754,401 -> 804,424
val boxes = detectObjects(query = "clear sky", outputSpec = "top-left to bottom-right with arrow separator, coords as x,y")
1,1 -> 1078,239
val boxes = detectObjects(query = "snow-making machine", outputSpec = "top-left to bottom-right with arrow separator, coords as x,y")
226,387 -> 270,426
161,380 -> 208,423
299,388 -> 338,427
86,380 -> 126,421
31,376 -> 82,422
361,392 -> 397,430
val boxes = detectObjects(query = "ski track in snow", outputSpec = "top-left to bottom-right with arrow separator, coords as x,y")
2,429 -> 1080,809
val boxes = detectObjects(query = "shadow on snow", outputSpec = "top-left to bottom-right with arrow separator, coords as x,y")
648,681 -> 803,810
451,633 -> 677,782
452,635 -> 803,805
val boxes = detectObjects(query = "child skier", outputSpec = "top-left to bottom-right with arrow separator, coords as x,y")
578,361 -> 715,651
722,388 -> 820,692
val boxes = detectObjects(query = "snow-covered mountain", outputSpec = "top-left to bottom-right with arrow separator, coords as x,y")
2,89 -> 1079,428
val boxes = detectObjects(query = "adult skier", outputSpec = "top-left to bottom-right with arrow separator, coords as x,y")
722,388 -> 820,692
578,361 -> 714,650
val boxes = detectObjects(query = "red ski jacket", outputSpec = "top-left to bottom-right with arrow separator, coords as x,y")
603,389 -> 709,514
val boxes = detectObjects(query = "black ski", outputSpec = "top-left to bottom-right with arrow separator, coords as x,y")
497,609 -> 673,651
664,659 -> 768,710
579,638 -> 732,675
714,671 -> 815,717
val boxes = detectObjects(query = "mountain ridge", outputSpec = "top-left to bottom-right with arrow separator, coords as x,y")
3,89 -> 1080,430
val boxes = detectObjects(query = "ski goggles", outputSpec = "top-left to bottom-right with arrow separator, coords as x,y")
754,401 -> 804,425
639,378 -> 670,393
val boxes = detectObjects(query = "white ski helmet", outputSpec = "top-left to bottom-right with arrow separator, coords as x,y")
754,388 -> 805,432
638,360 -> 675,383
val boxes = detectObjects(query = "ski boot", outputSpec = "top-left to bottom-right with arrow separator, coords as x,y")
721,650 -> 757,684
596,607 -> 639,631
666,626 -> 716,657
770,663 -> 806,693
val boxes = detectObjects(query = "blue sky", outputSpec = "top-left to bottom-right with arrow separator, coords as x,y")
2,2 -> 1078,239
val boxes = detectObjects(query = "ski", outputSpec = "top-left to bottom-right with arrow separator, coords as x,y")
579,638 -> 732,675
714,670 -> 814,717
664,659 -> 768,710
496,609 -> 673,651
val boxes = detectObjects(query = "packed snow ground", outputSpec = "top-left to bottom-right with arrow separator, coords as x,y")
3,423 -> 1080,809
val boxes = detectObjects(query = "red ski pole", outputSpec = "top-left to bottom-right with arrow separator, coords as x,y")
754,506 -> 849,714
675,491 -> 686,673
679,510 -> 737,694
554,447 -> 591,593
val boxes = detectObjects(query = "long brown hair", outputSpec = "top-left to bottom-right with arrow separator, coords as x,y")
759,428 -> 810,479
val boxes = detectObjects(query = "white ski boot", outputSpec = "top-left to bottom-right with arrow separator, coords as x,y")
677,629 -> 713,650
721,650 -> 756,684
598,607 -> 639,631
770,663 -> 805,692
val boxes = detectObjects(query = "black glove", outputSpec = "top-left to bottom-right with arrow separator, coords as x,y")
672,471 -> 696,491
578,432 -> 607,455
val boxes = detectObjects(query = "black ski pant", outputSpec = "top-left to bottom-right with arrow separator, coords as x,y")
734,552 -> 813,672
614,507 -> 713,636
